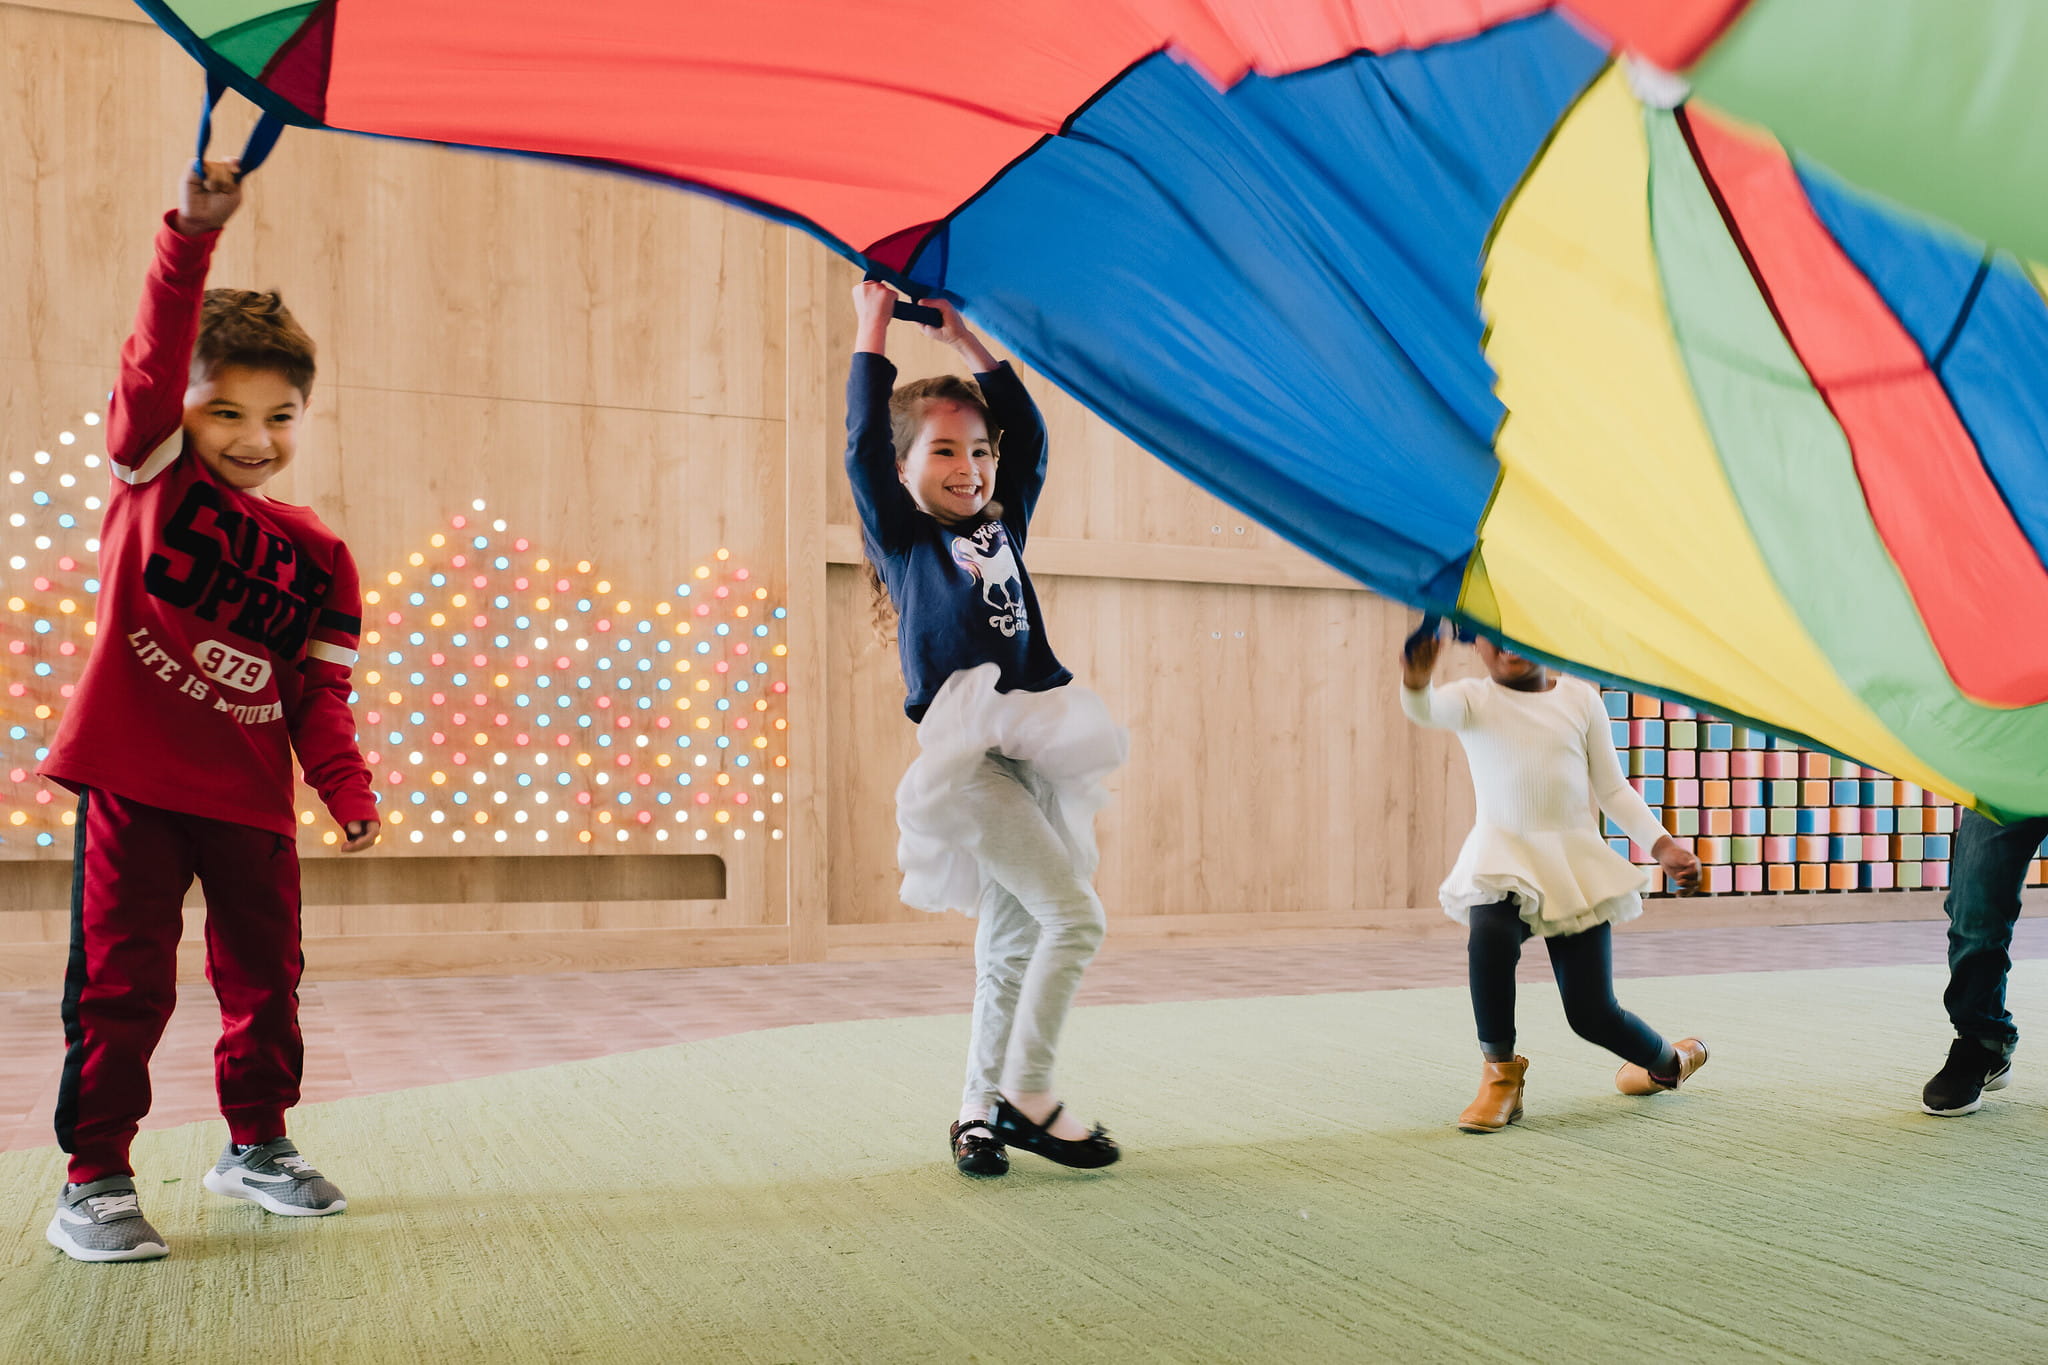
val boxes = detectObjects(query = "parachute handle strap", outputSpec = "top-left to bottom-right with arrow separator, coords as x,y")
1403,613 -> 1476,660
862,267 -> 944,328
194,72 -> 286,181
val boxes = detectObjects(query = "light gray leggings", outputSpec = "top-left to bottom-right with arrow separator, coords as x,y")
960,752 -> 1107,1112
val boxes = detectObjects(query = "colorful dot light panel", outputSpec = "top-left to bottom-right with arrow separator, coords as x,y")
1603,690 -> 2048,896
3,413 -> 788,852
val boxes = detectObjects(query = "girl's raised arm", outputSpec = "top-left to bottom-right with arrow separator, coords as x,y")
1398,622 -> 1475,730
845,283 -> 919,555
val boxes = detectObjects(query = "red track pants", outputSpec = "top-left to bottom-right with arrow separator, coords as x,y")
56,789 -> 305,1183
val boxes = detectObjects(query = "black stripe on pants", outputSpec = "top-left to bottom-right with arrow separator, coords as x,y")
54,789 -> 91,1154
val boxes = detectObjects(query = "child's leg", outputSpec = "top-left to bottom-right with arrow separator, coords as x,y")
193,822 -> 304,1145
1542,924 -> 1671,1071
1466,900 -> 1530,1060
1942,810 -> 2048,1056
961,883 -> 1040,1125
956,756 -> 1105,1110
55,791 -> 195,1184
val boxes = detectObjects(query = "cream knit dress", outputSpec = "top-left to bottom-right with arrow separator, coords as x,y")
1402,676 -> 1671,936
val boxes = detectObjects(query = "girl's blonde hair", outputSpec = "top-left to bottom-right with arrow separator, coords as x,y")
863,375 -> 1003,644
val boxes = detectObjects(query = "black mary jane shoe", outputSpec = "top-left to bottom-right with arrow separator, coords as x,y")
990,1097 -> 1121,1170
949,1121 -> 1009,1177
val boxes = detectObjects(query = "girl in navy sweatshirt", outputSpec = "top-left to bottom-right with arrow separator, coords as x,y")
846,282 -> 1124,1177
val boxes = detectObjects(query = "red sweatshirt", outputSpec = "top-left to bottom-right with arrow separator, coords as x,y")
40,215 -> 377,838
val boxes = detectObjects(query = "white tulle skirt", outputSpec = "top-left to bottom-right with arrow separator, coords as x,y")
1440,825 -> 1652,937
896,665 -> 1127,916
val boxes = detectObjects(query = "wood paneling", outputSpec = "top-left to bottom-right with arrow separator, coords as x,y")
822,522 -> 1362,592
0,924 -> 790,989
0,853 -> 726,912
0,3 -> 791,975
782,238 -> 835,962
826,566 -> 1473,928
1,0 -> 143,23
822,889 -> 1976,961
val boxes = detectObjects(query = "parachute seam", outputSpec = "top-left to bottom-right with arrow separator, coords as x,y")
891,52 -> 1164,287
256,0 -> 335,87
902,11 -> 1587,289
1931,256 -> 1993,371
1477,55 -> 1614,278
1684,0 -> 1759,69
1673,106 -> 1885,527
1463,52 -> 1612,635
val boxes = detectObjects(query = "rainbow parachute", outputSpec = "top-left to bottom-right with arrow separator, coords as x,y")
139,0 -> 2048,817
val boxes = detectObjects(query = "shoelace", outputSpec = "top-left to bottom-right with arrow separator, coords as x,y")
85,1193 -> 140,1217
272,1155 -> 316,1176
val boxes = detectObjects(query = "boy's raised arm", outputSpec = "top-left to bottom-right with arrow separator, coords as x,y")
109,161 -> 242,484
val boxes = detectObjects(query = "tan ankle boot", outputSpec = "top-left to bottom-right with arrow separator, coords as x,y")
1616,1037 -> 1709,1096
1457,1056 -> 1528,1133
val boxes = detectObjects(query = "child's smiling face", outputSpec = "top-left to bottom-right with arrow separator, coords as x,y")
898,399 -> 996,523
182,363 -> 304,492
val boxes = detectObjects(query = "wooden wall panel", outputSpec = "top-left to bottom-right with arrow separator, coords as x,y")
826,564 -> 925,927
826,565 -> 1475,932
0,1 -> 795,982
302,390 -> 788,603
0,7 -> 785,417
781,236 -> 837,961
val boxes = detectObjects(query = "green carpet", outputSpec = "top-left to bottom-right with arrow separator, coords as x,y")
6,962 -> 2048,1363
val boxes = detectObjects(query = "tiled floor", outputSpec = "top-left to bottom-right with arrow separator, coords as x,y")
5,918 -> 2043,1156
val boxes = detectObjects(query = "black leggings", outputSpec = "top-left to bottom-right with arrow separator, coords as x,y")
1467,900 -> 1667,1068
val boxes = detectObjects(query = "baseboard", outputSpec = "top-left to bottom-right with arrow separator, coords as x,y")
823,907 -> 1449,960
0,924 -> 792,990
2,890 -> 2019,989
1624,889 -> 1959,931
826,892 -> 1975,960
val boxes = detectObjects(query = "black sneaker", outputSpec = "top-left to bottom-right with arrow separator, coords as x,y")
949,1121 -> 1008,1177
1921,1038 -> 2013,1116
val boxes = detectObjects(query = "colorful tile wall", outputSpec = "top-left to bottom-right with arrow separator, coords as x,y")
1602,689 -> 2046,897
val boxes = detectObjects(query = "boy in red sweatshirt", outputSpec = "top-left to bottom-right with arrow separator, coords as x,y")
38,155 -> 380,1262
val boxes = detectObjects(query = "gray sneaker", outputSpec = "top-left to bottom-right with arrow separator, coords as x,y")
202,1138 -> 346,1216
46,1177 -> 170,1262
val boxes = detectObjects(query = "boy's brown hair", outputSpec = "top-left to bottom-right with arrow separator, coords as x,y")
863,375 -> 1004,644
194,288 -> 317,397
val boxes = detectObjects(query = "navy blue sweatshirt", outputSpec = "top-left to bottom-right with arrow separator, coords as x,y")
845,352 -> 1072,721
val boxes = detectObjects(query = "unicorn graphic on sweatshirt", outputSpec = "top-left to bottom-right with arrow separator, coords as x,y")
951,522 -> 1029,638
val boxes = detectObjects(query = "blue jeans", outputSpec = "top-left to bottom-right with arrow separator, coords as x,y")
1944,810 -> 2048,1057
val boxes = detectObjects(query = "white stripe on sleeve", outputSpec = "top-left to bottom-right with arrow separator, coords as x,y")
306,641 -> 358,667
109,433 -> 185,487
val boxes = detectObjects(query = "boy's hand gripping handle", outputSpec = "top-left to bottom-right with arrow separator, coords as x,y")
194,72 -> 286,181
